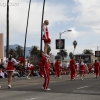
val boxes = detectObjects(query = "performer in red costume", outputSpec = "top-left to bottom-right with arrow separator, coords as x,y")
26,60 -> 33,79
69,56 -> 76,80
42,53 -> 51,90
4,54 -> 19,88
42,20 -> 51,57
79,59 -> 85,80
94,60 -> 99,78
39,59 -> 44,77
54,59 -> 61,78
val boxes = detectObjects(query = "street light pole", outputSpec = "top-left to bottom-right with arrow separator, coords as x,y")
59,30 -> 72,62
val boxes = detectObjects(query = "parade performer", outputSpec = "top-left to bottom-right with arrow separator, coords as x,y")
54,59 -> 61,78
26,60 -> 33,79
69,56 -> 76,80
42,53 -> 51,90
39,59 -> 44,77
79,59 -> 85,80
94,60 -> 99,78
4,54 -> 19,88
42,20 -> 51,57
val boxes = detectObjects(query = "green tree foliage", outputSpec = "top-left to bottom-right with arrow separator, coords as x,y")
83,49 -> 94,55
73,40 -> 77,54
57,49 -> 68,60
16,45 -> 24,57
69,52 -> 73,59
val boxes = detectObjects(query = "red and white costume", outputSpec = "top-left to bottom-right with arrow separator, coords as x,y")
79,62 -> 85,72
27,63 -> 32,71
42,25 -> 51,43
4,58 -> 18,71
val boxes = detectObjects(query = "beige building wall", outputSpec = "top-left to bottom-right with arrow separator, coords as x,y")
0,33 -> 4,61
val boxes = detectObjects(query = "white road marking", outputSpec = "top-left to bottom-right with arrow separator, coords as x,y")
77,86 -> 89,89
25,98 -> 37,100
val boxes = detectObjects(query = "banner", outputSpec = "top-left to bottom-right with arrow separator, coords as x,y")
95,51 -> 100,57
56,39 -> 65,49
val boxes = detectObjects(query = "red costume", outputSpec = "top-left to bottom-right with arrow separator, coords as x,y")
42,56 -> 50,90
5,58 -> 18,71
55,60 -> 61,77
39,61 -> 44,77
70,58 -> 76,80
94,61 -> 99,78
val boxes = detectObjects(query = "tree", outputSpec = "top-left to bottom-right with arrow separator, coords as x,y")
83,49 -> 94,55
57,49 -> 68,60
29,46 -> 40,56
73,40 -> 77,54
9,48 -> 17,58
29,46 -> 40,65
69,52 -> 73,59
16,45 -> 24,58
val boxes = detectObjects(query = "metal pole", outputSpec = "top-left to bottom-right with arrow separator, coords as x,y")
6,0 -> 9,58
24,0 -> 31,59
40,0 -> 45,57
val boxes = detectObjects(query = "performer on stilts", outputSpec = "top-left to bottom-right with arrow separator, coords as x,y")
41,52 -> 51,90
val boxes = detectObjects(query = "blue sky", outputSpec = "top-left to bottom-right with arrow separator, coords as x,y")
0,0 -> 100,55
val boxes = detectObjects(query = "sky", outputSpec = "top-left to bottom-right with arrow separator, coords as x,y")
0,0 -> 100,56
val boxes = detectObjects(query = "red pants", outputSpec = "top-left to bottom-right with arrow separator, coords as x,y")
55,68 -> 60,77
43,67 -> 50,89
70,69 -> 76,80
40,68 -> 44,77
95,70 -> 99,77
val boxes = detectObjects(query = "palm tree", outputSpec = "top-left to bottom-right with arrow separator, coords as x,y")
73,40 -> 77,54
40,0 -> 46,56
24,0 -> 31,58
6,0 -> 9,58
69,52 -> 73,59
57,49 -> 68,60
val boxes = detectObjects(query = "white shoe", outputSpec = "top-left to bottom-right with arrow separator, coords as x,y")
58,76 -> 61,78
26,76 -> 28,78
81,78 -> 83,81
28,77 -> 31,79
42,86 -> 44,89
44,88 -> 51,90
8,85 -> 11,89
0,86 -> 1,88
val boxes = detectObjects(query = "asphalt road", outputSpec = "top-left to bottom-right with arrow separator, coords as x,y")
0,74 -> 100,100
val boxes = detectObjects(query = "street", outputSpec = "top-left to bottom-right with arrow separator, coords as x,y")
0,74 -> 100,100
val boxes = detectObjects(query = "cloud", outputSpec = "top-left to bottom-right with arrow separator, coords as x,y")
0,0 -> 72,46
74,0 -> 100,30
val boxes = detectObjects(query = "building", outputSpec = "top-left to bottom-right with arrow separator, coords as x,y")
0,33 -> 4,61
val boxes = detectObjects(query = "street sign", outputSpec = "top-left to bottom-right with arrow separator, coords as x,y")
56,39 -> 65,49
74,54 -> 91,63
95,51 -> 100,57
